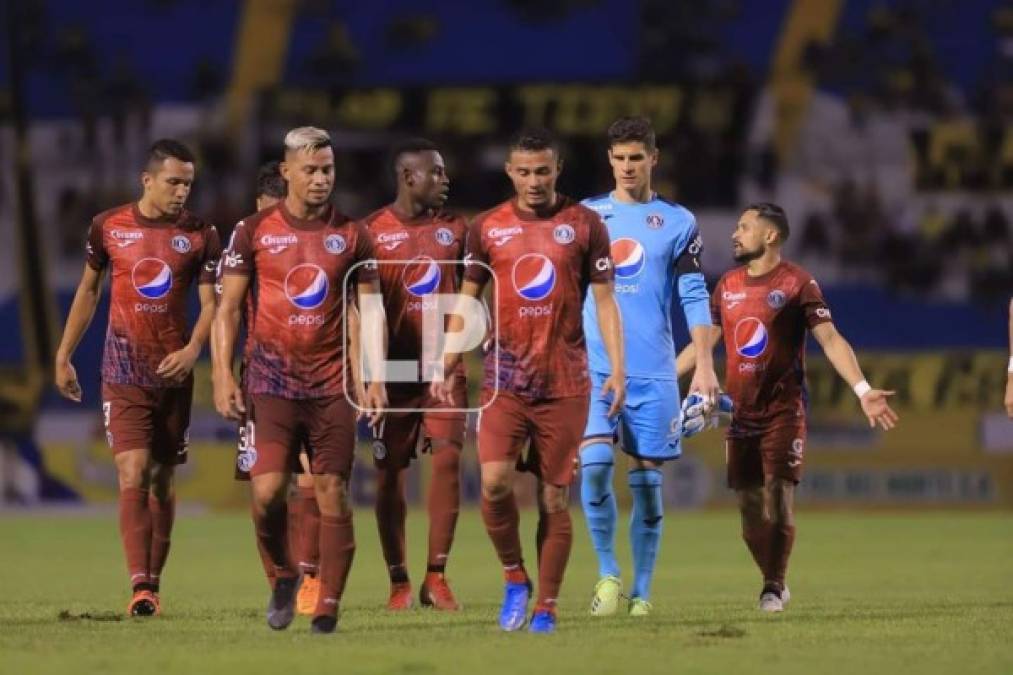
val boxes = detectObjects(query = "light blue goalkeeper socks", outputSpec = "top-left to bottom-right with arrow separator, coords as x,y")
629,468 -> 664,601
580,442 -> 620,579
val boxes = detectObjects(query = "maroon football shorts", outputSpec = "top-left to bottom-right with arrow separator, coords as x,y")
239,394 -> 356,479
725,423 -> 807,489
101,380 -> 192,465
372,377 -> 468,470
476,391 -> 589,487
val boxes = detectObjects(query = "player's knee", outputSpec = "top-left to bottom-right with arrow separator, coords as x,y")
629,469 -> 664,521
148,464 -> 175,502
250,478 -> 287,512
114,451 -> 149,490
314,474 -> 350,517
540,484 -> 569,513
579,442 -> 613,491
375,465 -> 403,492
736,488 -> 766,528
766,479 -> 795,526
481,476 -> 511,502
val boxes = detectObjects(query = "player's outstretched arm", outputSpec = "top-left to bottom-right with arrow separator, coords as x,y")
811,322 -> 899,430
356,279 -> 388,427
157,282 -> 216,382
675,326 -> 722,379
591,280 -> 626,418
211,273 -> 249,420
1004,298 -> 1013,418
55,263 -> 106,402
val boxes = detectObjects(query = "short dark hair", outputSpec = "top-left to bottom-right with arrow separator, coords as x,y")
745,202 -> 790,243
508,127 -> 561,158
607,116 -> 656,150
256,160 -> 286,199
146,139 -> 195,169
389,137 -> 440,180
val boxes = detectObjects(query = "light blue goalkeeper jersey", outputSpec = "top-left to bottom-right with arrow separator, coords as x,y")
581,192 -> 710,380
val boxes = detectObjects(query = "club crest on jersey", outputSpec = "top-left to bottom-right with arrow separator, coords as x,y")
131,258 -> 173,299
324,234 -> 347,254
435,227 -> 455,246
171,235 -> 191,254
284,264 -> 329,309
553,224 -> 575,244
734,317 -> 768,358
767,290 -> 786,309
646,213 -> 664,229
402,256 -> 441,296
512,253 -> 556,301
611,238 -> 646,279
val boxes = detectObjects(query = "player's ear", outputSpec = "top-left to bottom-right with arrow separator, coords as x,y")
650,148 -> 659,167
140,170 -> 152,191
279,161 -> 290,182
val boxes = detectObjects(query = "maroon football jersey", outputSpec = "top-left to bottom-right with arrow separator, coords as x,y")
223,202 -> 377,400
363,206 -> 468,401
464,196 -> 613,401
710,260 -> 832,436
87,203 -> 220,388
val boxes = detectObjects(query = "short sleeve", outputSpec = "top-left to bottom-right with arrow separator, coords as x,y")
352,221 -> 378,285
799,274 -> 832,328
586,214 -> 614,284
198,225 -> 222,284
463,218 -> 491,286
86,219 -> 108,270
222,221 -> 254,275
710,279 -> 723,326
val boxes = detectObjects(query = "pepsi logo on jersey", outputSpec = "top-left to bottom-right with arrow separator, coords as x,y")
512,253 -> 555,317
284,264 -> 328,324
734,317 -> 768,359
131,258 -> 172,312
611,238 -> 645,293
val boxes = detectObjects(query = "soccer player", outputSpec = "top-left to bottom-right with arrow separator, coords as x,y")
1005,298 -> 1013,418
363,139 -> 468,610
212,127 -> 385,634
54,139 -> 221,616
677,202 -> 898,612
433,128 -> 625,633
579,116 -> 719,617
215,161 -> 324,615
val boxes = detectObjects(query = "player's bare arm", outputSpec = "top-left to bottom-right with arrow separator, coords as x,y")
157,282 -> 216,382
211,273 -> 250,420
345,301 -> 367,407
687,324 -> 720,405
675,326 -> 722,379
1005,297 -> 1012,418
811,322 -> 899,430
54,263 -> 106,402
431,279 -> 484,406
356,278 -> 388,427
590,280 -> 626,418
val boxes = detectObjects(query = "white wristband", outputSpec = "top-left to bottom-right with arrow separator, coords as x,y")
853,380 -> 871,398
1008,356 -> 1013,373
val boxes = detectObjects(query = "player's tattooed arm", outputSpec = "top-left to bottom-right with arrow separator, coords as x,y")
356,279 -> 388,427
590,280 -> 626,418
211,273 -> 250,420
55,263 -> 106,402
157,282 -> 215,382
811,322 -> 899,431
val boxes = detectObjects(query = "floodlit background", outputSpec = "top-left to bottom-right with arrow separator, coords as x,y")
0,2 -> 1010,510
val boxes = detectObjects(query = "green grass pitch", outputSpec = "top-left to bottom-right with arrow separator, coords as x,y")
1,510 -> 1010,674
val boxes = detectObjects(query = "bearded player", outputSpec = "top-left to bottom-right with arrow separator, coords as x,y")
678,203 -> 898,612
55,139 -> 220,616
363,138 -> 467,610
433,128 -> 625,633
213,127 -> 385,634
580,116 -> 719,617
